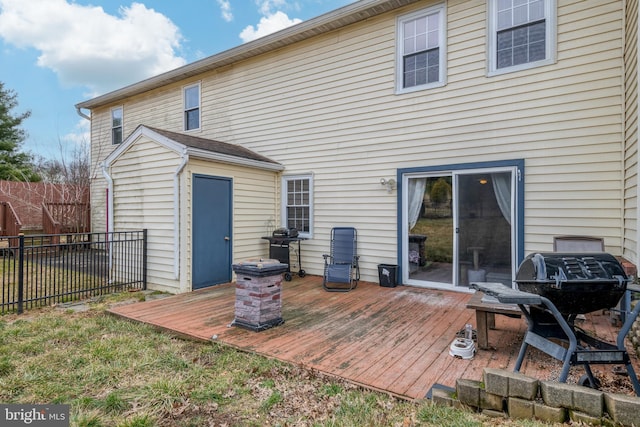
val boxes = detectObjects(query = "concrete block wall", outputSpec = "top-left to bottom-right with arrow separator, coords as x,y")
431,368 -> 640,426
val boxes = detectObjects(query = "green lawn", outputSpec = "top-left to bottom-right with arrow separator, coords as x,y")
0,293 -> 556,426
411,217 -> 454,263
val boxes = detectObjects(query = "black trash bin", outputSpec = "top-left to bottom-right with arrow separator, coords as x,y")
378,264 -> 398,287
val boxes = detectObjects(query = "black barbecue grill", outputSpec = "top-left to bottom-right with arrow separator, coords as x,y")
515,252 -> 628,316
471,252 -> 640,396
261,229 -> 306,281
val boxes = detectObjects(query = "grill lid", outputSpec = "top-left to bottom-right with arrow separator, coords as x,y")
515,252 -> 628,315
516,252 -> 627,285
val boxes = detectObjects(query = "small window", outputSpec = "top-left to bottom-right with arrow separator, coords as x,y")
282,175 -> 313,237
183,83 -> 200,131
488,0 -> 556,75
111,106 -> 123,145
396,4 -> 446,93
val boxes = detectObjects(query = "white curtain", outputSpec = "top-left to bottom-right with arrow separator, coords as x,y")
491,172 -> 511,225
408,178 -> 427,229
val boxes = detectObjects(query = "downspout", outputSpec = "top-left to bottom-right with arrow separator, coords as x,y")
101,162 -> 114,233
101,162 -> 114,275
75,106 -> 90,121
174,149 -> 189,280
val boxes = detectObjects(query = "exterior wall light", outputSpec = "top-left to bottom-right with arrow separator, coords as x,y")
380,178 -> 396,192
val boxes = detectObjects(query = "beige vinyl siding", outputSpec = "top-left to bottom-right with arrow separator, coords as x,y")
206,0 -> 624,277
110,137 -> 182,292
89,109 -> 115,233
185,159 -> 279,289
624,0 -> 639,264
88,82 -> 195,233
88,0 -> 626,283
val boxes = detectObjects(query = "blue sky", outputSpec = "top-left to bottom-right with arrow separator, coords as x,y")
0,0 -> 353,160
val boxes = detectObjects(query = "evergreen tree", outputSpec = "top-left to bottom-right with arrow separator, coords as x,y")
0,82 -> 40,181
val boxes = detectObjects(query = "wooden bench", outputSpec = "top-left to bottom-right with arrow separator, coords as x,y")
466,291 -> 522,349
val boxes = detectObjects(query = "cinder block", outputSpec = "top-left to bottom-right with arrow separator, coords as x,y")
431,388 -> 459,408
604,392 -> 640,426
570,409 -> 602,426
479,389 -> 504,411
508,397 -> 534,420
534,402 -> 567,424
483,368 -> 509,397
572,386 -> 603,417
456,378 -> 481,408
508,372 -> 539,400
483,368 -> 539,399
540,381 -> 575,408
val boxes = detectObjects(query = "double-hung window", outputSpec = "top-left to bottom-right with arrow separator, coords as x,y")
183,83 -> 200,131
396,4 -> 446,93
111,106 -> 123,145
489,0 -> 556,75
282,175 -> 312,237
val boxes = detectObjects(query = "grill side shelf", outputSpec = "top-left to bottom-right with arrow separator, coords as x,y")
470,282 -> 543,305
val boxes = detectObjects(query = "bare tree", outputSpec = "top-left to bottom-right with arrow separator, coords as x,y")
38,140 -> 90,232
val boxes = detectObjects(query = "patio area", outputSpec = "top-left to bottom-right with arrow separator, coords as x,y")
108,275 -> 639,400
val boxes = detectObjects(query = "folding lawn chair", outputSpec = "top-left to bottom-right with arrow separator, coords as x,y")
322,227 -> 360,292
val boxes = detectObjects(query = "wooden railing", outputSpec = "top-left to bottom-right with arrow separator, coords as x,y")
0,201 -> 22,236
42,202 -> 90,236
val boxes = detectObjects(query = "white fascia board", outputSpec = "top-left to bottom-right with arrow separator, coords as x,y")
104,126 -> 186,167
186,147 -> 285,172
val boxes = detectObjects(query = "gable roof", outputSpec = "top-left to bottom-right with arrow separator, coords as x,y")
76,0 -> 421,110
104,125 -> 284,171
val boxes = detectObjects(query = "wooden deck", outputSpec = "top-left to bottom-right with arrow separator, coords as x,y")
108,275 -> 639,400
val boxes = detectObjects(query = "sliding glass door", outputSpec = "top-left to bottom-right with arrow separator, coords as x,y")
402,165 -> 519,290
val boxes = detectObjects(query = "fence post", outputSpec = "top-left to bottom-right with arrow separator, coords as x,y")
17,233 -> 24,314
142,229 -> 147,290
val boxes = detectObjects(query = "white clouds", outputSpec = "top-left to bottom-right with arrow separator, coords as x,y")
0,0 -> 186,95
239,0 -> 303,44
256,0 -> 291,16
239,11 -> 302,42
62,119 -> 90,147
217,0 -> 233,22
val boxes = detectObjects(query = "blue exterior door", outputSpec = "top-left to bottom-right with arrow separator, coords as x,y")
192,174 -> 232,290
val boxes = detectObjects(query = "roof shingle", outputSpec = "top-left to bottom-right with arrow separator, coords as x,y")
146,126 -> 280,165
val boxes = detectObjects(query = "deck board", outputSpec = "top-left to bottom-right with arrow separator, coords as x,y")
108,275 -> 639,400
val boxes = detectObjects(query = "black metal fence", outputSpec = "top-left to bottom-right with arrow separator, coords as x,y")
0,230 -> 147,314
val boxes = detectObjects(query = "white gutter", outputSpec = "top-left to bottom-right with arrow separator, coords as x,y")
173,150 -> 189,279
101,162 -> 114,233
75,107 -> 90,121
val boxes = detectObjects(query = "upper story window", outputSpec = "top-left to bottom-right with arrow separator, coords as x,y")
183,83 -> 200,131
282,175 -> 313,238
111,106 -> 123,145
488,0 -> 556,75
396,4 -> 446,94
